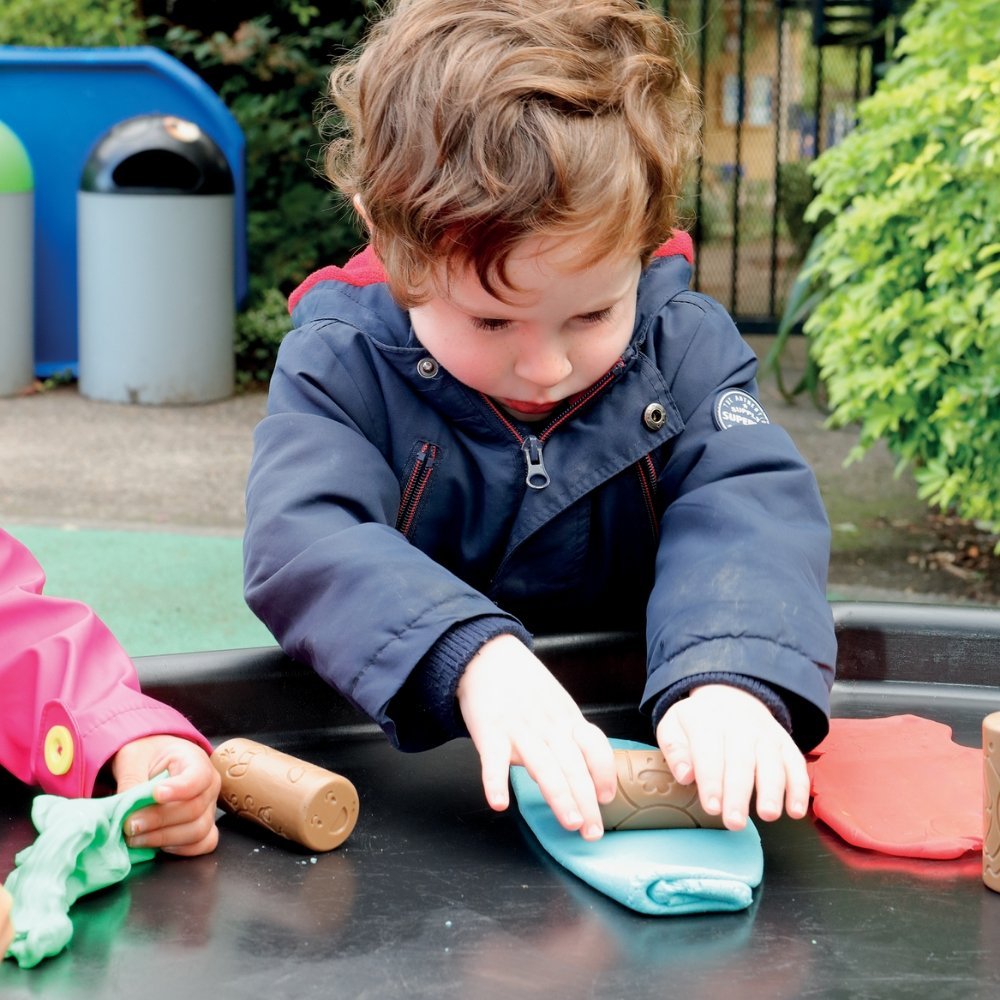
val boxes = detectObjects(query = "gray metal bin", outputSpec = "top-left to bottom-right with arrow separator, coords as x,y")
78,114 -> 235,404
0,119 -> 33,397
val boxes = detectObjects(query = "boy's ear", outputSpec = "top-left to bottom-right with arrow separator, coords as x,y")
352,194 -> 372,231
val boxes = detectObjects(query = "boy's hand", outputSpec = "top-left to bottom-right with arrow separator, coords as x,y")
457,634 -> 617,841
112,735 -> 221,856
0,885 -> 13,955
655,684 -> 810,831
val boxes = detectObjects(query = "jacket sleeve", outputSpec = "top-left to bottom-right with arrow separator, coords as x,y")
0,529 -> 212,797
243,324 -> 527,749
640,294 -> 836,752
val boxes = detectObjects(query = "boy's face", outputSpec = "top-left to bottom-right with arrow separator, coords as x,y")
409,236 -> 642,423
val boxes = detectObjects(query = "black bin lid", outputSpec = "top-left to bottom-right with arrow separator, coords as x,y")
81,114 -> 234,195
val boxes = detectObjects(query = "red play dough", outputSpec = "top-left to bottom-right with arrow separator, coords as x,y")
807,715 -> 982,860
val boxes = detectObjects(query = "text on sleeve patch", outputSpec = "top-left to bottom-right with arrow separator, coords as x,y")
713,389 -> 770,430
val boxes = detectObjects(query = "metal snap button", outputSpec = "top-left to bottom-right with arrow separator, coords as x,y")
643,402 -> 666,431
417,358 -> 439,379
43,725 -> 74,776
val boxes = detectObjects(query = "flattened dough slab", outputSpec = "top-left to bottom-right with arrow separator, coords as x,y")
808,715 -> 981,860
512,740 -> 762,916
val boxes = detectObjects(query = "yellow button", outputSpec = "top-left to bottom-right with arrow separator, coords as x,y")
44,725 -> 74,776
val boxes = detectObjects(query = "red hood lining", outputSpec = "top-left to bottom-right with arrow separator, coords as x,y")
288,231 -> 695,314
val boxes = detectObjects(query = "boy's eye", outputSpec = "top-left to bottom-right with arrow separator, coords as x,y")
471,306 -> 613,332
578,306 -> 614,324
470,316 -> 512,332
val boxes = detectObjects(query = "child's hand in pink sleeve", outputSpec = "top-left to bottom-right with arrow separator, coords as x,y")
1,885 -> 13,955
456,634 -> 617,841
655,684 -> 810,832
112,735 -> 221,856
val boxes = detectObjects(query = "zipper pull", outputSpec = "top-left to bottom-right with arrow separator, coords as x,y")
522,435 -> 550,490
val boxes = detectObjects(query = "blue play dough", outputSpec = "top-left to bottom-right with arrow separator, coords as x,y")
511,739 -> 763,916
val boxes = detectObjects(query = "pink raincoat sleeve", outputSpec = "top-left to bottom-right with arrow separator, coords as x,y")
0,528 -> 212,798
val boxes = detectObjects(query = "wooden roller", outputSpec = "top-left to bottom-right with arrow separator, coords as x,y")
211,738 -> 359,852
983,712 -> 1000,893
599,748 -> 724,831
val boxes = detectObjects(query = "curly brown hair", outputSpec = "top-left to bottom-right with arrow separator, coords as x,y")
325,0 -> 701,305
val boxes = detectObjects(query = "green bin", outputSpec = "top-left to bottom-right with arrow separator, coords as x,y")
0,120 -> 34,397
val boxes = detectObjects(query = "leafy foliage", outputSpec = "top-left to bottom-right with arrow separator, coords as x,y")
142,3 -> 370,384
0,0 -> 144,46
232,287 -> 295,390
778,161 -> 831,261
802,0 -> 1000,532
145,2 -> 369,389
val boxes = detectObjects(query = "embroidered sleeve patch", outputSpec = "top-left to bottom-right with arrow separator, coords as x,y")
713,389 -> 770,430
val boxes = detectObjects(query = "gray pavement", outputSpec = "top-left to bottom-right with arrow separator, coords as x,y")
0,334 -> 991,607
0,385 -> 263,535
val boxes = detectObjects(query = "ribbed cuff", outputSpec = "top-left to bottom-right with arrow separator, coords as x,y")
649,672 -> 793,734
389,615 -> 533,748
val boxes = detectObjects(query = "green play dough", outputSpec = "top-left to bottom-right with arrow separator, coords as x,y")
3,772 -> 166,969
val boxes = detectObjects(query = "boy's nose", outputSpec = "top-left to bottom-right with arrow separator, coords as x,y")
513,341 -> 572,388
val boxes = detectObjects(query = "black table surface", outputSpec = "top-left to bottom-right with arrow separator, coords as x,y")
3,605 -> 1000,999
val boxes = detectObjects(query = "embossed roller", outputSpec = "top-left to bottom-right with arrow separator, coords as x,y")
599,747 -> 725,831
983,712 -> 1000,893
211,738 -> 359,852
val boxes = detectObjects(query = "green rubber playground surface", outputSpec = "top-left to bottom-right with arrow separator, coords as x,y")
8,524 -> 275,658
6,524 -> 930,660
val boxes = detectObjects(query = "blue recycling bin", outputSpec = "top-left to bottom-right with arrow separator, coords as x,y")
0,46 -> 247,376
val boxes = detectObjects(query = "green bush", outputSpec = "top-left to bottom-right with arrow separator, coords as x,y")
233,286 -> 295,390
778,161 -> 831,261
0,0 -> 143,46
803,0 -> 1000,533
145,2 -> 370,383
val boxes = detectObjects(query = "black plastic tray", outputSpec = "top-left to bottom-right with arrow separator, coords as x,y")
2,603 -> 999,999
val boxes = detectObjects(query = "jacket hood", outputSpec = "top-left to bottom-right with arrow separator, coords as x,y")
287,233 -> 696,339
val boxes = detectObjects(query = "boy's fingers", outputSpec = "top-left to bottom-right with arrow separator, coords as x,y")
667,718 -> 725,816
717,735 -> 755,831
783,744 -> 812,819
656,714 -> 691,776
576,721 -> 617,804
751,739 -> 789,822
475,733 -> 513,812
547,731 -> 605,840
515,733 -> 586,833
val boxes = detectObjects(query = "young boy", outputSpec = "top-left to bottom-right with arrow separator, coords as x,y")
244,0 -> 836,842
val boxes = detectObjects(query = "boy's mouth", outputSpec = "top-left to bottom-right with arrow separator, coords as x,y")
497,398 -> 559,419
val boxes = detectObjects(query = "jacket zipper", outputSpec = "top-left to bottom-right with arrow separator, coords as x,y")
635,453 -> 660,539
396,442 -> 438,537
480,360 -> 625,490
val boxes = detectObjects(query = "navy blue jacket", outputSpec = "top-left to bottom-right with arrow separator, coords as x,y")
244,243 -> 836,753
